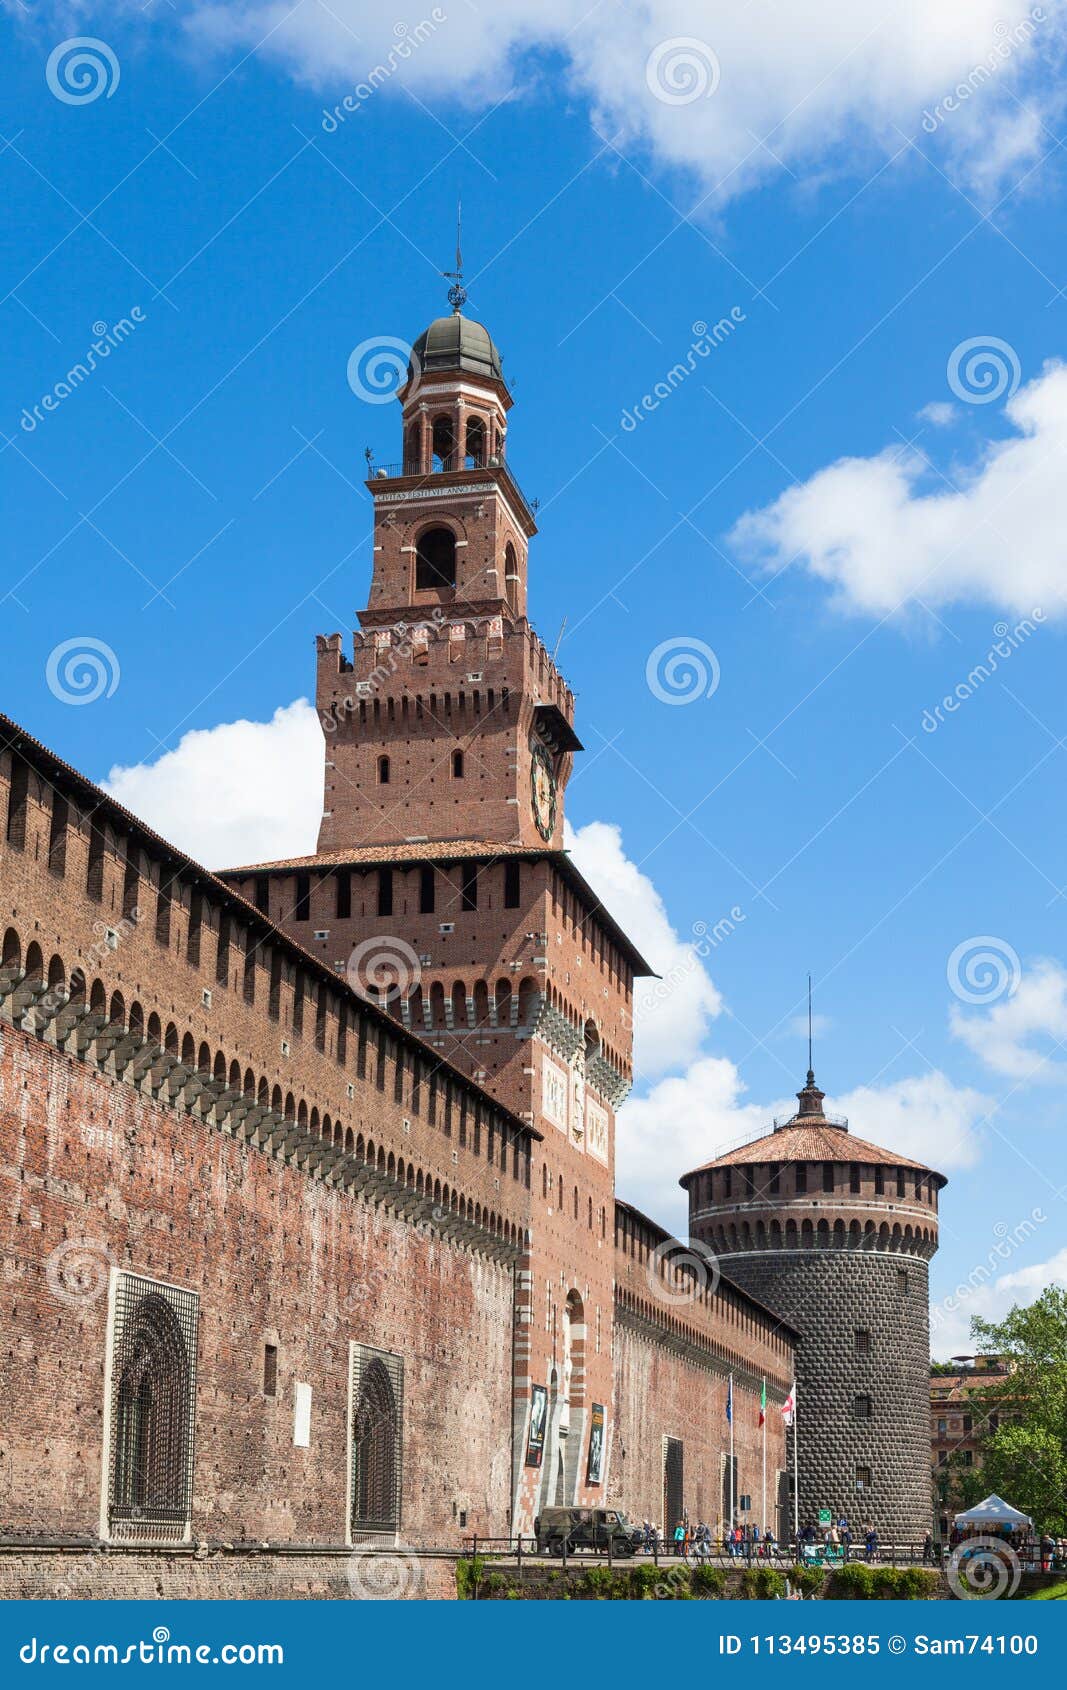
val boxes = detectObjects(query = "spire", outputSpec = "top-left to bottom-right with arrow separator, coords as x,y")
795,972 -> 825,1117
442,197 -> 467,314
807,971 -> 813,1087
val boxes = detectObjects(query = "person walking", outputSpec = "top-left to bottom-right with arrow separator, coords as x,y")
865,1524 -> 878,1563
673,1519 -> 686,1557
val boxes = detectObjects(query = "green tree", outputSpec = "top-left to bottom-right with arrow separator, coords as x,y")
983,1425 -> 1067,1536
970,1286 -> 1067,1535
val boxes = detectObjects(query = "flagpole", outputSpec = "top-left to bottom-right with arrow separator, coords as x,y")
728,1373 -> 735,1533
761,1376 -> 767,1537
792,1388 -> 800,1542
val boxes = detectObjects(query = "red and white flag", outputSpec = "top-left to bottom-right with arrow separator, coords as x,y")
781,1381 -> 796,1427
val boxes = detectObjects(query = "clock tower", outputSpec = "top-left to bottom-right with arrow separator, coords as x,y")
317,301 -> 577,857
224,287 -> 653,1531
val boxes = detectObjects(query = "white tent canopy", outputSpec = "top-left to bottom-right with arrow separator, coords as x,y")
954,1494 -> 1033,1528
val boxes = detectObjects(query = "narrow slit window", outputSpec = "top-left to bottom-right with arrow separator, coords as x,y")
294,873 -> 311,921
377,869 -> 393,919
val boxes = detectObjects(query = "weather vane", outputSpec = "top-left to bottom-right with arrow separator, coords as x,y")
807,972 -> 814,1083
443,197 -> 467,313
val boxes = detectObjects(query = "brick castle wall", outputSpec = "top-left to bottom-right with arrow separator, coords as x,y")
0,1025 -> 514,1547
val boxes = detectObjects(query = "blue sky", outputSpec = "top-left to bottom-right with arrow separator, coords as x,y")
4,2 -> 1067,1354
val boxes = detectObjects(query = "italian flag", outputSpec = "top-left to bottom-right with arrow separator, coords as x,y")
758,1379 -> 766,1427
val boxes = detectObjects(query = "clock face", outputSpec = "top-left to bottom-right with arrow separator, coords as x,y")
530,742 -> 557,840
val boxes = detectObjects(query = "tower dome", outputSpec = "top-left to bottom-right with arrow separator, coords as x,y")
409,311 -> 504,385
681,1065 -> 946,1544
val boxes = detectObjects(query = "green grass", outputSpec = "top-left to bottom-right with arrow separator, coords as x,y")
1027,1580 -> 1067,1600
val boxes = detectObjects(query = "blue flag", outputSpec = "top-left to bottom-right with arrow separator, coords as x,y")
726,1376 -> 733,1423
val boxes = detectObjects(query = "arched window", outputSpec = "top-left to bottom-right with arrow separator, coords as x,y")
504,541 -> 519,612
415,526 -> 456,591
109,1281 -> 198,1537
377,755 -> 390,785
451,748 -> 464,779
350,1349 -> 403,1534
431,415 -> 455,470
465,416 -> 486,467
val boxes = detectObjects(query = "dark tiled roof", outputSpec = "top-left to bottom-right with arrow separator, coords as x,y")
682,1116 -> 945,1181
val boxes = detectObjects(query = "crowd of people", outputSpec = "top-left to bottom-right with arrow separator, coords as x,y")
635,1520 -> 779,1558
948,1524 -> 1067,1573
634,1517 -> 886,1563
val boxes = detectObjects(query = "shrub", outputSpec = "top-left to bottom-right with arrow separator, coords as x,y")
627,1564 -> 661,1599
830,1563 -> 875,1599
890,1568 -> 939,1600
740,1566 -> 786,1600
455,1555 -> 485,1601
691,1564 -> 728,1597
577,1566 -> 614,1600
790,1565 -> 827,1598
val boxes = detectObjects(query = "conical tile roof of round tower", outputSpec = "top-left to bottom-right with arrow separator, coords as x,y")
681,1070 -> 946,1182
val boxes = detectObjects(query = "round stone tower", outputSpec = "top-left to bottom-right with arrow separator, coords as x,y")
681,1069 -> 945,1544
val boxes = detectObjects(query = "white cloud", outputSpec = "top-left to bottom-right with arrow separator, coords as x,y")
951,957 -> 1067,1078
102,698 -> 322,870
564,817 -> 723,1077
20,1 -> 1066,203
98,701 -> 992,1251
615,1056 -> 780,1236
731,362 -> 1067,620
833,1071 -> 988,1170
918,401 -> 957,428
930,1235 -> 1066,1358
617,1060 -> 990,1236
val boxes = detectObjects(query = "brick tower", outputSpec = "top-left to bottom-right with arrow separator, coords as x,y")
681,1067 -> 945,1543
221,289 -> 654,1532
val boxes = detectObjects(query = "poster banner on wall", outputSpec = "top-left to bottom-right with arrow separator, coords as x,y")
586,1402 -> 605,1485
525,1385 -> 547,1467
